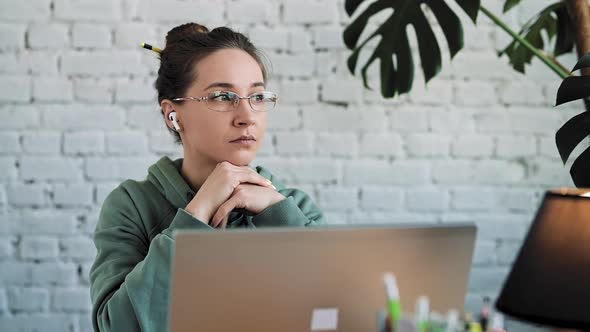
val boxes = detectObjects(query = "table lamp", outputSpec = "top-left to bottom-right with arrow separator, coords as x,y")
495,188 -> 590,331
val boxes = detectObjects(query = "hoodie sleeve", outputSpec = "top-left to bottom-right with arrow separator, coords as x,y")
251,165 -> 326,227
89,185 -> 212,332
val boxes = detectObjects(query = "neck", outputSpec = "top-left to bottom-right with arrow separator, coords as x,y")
180,151 -> 218,192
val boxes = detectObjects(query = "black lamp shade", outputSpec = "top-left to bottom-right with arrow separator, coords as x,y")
496,189 -> 590,330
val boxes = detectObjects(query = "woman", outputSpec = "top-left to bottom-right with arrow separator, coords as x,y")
89,23 -> 326,332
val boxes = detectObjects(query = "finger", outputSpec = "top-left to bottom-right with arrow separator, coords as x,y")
211,197 -> 238,227
220,214 -> 229,229
237,168 -> 275,189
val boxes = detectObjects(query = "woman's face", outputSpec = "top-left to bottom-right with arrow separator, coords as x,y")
172,48 -> 267,167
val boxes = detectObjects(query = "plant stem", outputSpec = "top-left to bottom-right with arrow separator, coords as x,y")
479,5 -> 571,79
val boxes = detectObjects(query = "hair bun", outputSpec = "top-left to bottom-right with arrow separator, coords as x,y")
165,22 -> 209,47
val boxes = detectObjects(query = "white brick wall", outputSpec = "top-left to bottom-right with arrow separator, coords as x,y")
0,0 -> 579,330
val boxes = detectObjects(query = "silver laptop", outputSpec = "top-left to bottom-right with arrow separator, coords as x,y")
169,224 -> 476,332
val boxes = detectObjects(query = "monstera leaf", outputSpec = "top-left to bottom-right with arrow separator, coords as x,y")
555,53 -> 590,187
343,0 -> 480,98
499,1 -> 574,74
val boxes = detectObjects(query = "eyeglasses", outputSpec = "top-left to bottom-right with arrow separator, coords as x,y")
172,91 -> 278,112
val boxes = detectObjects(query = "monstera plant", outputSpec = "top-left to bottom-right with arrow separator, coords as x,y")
343,0 -> 590,186
556,53 -> 590,186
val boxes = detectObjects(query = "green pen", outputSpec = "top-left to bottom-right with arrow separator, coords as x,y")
383,273 -> 402,331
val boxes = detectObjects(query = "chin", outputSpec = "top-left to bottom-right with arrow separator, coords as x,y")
222,152 -> 257,167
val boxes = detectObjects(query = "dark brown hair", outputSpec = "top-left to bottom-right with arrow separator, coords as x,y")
155,23 -> 268,144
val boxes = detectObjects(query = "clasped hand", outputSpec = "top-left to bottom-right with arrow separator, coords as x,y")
185,161 -> 286,228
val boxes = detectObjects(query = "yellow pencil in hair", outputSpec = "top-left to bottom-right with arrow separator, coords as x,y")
140,42 -> 162,53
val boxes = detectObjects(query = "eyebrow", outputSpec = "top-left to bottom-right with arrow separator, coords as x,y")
204,82 -> 265,90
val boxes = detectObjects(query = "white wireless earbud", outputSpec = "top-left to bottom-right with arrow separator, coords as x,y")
168,112 -> 180,131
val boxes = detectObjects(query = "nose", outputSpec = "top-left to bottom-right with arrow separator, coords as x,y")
232,98 -> 255,127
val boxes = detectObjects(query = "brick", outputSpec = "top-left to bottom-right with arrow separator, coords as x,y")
137,0 -> 223,22
55,0 -> 121,20
80,313 -> 93,332
85,157 -> 154,181
0,314 -> 77,331
227,0 -> 278,24
115,80 -> 156,103
496,239 -> 522,265
283,0 -> 337,24
253,157 -> 338,185
476,216 -> 530,241
525,158 -> 573,186
454,80 -> 497,106
0,0 -> 51,20
275,132 -> 313,156
474,107 -> 561,134
28,23 -> 69,49
321,79 -> 362,103
60,236 -> 96,260
0,131 -> 20,153
18,210 -> 78,235
406,133 -> 451,157
0,289 -> 6,313
20,236 -> 59,260
317,187 -> 357,211
115,23 -> 156,48
451,134 -> 494,158
359,133 -> 403,157
272,54 -> 315,78
106,131 -> 149,155
407,79 -> 453,105
22,131 -> 61,154
42,105 -> 126,130
429,108 -> 476,133
127,106 -> 165,130
32,77 -> 74,102
0,76 -> 30,102
21,50 -> 59,75
7,183 -> 48,207
52,288 -> 92,312
499,81 -> 545,105
0,236 -> 15,258
0,262 -> 33,285
390,106 -> 429,132
267,106 -> 300,130
360,187 -> 403,210
0,24 -> 26,50
288,28 -> 313,54
0,53 -> 27,74
433,160 -> 525,185
303,106 -> 387,132
312,26 -> 345,49
32,262 -> 78,286
348,211 -> 437,225
0,157 -> 17,180
72,23 -> 111,48
7,287 -> 49,312
149,132 -> 181,154
496,135 -> 536,158
73,78 -> 114,103
20,156 -> 82,181
344,160 -> 430,186
279,80 -> 318,105
451,52 -> 518,80
0,106 -> 40,130
463,25 -> 495,51
64,131 -> 105,155
467,266 -> 510,293
315,133 -> 357,157
452,188 -> 495,211
80,262 -> 93,284
62,51 -> 147,76
406,188 -> 449,211
472,240 -> 496,265
248,27 -> 289,50
538,136 -> 561,159
53,183 -> 93,207
494,189 -> 539,212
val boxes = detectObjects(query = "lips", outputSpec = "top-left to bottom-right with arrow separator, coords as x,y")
230,135 -> 256,143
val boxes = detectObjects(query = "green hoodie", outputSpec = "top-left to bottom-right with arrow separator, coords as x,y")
89,156 -> 326,332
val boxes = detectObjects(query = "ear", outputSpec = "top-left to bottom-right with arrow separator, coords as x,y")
161,99 -> 180,130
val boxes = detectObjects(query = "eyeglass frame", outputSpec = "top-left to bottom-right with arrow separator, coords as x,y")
170,90 -> 278,112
